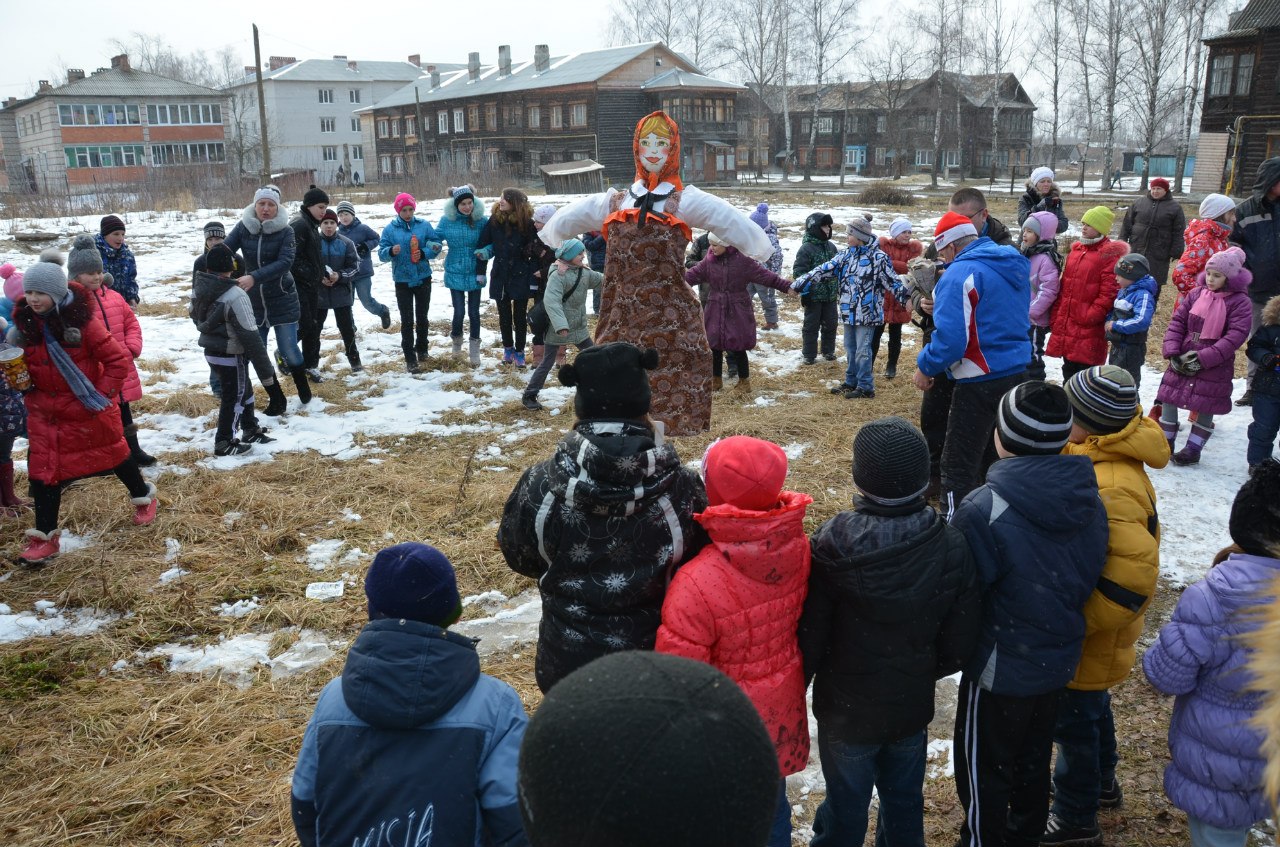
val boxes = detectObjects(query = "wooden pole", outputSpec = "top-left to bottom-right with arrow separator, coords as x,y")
253,24 -> 271,184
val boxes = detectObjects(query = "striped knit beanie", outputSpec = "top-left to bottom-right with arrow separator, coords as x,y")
335,200 -> 356,217
1065,366 -> 1137,434
996,381 -> 1073,456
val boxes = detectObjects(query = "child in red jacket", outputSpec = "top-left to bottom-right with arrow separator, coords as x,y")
1047,206 -> 1129,381
7,251 -> 157,566
656,435 -> 813,847
68,234 -> 155,466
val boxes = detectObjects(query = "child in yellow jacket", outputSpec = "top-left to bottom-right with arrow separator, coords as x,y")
1043,365 -> 1169,846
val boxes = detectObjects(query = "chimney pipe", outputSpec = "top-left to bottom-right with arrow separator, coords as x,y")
468,52 -> 480,82
534,45 -> 550,74
37,80 -> 52,93
428,65 -> 440,89
110,54 -> 130,71
4,97 -> 16,108
408,54 -> 421,68
244,65 -> 256,76
333,55 -> 347,61
268,56 -> 297,71
498,45 -> 512,77
67,69 -> 85,83
347,60 -> 358,71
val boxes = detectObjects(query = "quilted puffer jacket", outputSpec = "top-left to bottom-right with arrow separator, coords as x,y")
1047,236 -> 1128,365
657,479 -> 813,775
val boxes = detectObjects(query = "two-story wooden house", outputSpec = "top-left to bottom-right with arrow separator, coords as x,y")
1193,0 -> 1280,195
759,71 -> 1036,179
362,42 -> 745,187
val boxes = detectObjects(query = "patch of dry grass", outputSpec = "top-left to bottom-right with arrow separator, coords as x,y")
0,185 -> 1218,846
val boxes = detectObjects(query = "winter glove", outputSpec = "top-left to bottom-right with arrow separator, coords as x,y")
263,380 -> 288,417
1264,353 -> 1280,370
356,244 -> 369,258
474,249 -> 486,260
426,241 -> 442,254
791,278 -> 811,294
476,274 -> 486,285
1170,352 -> 1203,376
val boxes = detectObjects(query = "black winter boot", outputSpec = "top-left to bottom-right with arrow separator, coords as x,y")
263,380 -> 288,417
124,424 -> 157,467
289,366 -> 312,404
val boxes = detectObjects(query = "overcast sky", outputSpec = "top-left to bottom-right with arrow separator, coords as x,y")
2,1 -> 616,98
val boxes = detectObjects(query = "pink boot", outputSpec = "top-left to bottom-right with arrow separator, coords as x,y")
19,529 -> 60,566
131,482 -> 158,526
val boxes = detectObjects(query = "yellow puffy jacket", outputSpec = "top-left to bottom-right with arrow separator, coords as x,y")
1064,413 -> 1169,690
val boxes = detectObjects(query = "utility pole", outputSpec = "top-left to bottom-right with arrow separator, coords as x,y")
253,24 -> 271,184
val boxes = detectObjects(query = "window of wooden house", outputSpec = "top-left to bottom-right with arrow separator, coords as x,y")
1236,52 -> 1255,95
485,103 -> 497,130
377,119 -> 388,137
915,149 -> 933,165
570,103 -> 587,127
528,105 -> 541,128
468,105 -> 479,131
454,108 -> 465,132
551,105 -> 563,129
1210,54 -> 1234,96
876,115 -> 887,133
505,106 -> 521,127
818,117 -> 834,134
438,111 -> 449,134
406,116 -> 416,136
716,100 -> 727,122
817,147 -> 833,167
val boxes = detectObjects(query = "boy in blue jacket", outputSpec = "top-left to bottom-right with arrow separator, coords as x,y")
291,542 -> 529,847
1106,253 -> 1159,390
950,382 -> 1108,847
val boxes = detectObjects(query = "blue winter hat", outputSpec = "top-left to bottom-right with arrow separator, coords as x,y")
365,542 -> 462,627
749,203 -> 770,230
555,238 -> 586,262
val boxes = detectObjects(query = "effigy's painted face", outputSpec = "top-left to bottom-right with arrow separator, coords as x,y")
638,132 -> 670,175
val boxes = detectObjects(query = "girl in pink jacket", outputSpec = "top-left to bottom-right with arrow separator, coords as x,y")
67,235 -> 154,465
656,435 -> 813,847
1022,211 -> 1063,380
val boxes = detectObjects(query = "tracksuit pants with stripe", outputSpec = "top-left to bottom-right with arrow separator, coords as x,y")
954,676 -> 1061,847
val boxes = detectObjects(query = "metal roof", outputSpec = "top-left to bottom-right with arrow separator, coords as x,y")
244,58 -> 432,85
370,42 -> 688,109
640,69 -> 744,92
42,67 -> 221,98
1228,0 -> 1280,31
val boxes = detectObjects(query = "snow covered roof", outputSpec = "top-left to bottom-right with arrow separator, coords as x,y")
640,69 -> 744,92
539,160 -> 605,176
243,58 -> 434,85
370,42 -> 691,110
40,67 -> 221,99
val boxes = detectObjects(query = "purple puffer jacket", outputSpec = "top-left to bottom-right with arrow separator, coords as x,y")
1155,269 -> 1253,415
1142,552 -> 1280,829
685,246 -> 791,351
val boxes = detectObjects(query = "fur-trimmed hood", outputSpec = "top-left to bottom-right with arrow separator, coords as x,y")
1264,294 -> 1280,327
1196,265 -> 1253,295
10,281 -> 93,347
441,195 -> 486,225
1023,182 -> 1061,202
238,201 -> 290,236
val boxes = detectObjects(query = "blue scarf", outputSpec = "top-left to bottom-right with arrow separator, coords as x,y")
42,325 -> 111,412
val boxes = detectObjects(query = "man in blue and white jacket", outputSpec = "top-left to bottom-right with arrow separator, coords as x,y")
912,211 -> 1031,518
291,542 -> 529,847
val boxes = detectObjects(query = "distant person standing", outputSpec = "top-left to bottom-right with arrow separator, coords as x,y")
748,203 -> 784,330
1017,167 -> 1069,234
96,215 -> 139,307
1120,177 -> 1185,295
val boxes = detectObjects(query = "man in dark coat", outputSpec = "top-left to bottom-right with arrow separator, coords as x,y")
1120,177 -> 1186,295
1232,156 -> 1280,406
290,185 -> 329,381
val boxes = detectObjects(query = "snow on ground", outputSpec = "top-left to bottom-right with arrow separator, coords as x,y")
0,189 -> 1260,804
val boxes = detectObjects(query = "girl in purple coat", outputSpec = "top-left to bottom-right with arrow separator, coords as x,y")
1022,210 -> 1063,381
685,233 -> 793,394
1156,246 -> 1253,465
1142,461 -> 1280,847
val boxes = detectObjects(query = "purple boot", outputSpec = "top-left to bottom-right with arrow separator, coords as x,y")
1171,422 -> 1213,466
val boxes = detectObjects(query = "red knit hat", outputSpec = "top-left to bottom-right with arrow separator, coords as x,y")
933,211 -> 978,250
702,436 -> 787,511
1150,177 -> 1170,192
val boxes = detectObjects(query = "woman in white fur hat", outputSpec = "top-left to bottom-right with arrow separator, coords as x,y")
1017,166 -> 1069,235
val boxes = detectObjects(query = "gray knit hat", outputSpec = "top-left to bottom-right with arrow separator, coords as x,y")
23,249 -> 68,302
335,200 -> 356,217
848,214 -> 876,244
1114,253 -> 1151,281
67,233 -> 104,279
1065,366 -> 1138,434
852,416 -> 931,506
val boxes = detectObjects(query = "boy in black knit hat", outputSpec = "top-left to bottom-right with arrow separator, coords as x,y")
798,416 -> 979,846
518,651 -> 779,847
292,541 -> 529,847
950,382 -> 1109,847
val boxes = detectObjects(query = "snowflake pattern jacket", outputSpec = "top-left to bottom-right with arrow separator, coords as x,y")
498,420 -> 709,692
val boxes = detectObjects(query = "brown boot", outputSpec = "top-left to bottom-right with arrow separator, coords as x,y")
735,378 -> 753,395
712,376 -> 724,391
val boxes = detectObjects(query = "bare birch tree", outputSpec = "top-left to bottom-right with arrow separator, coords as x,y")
1068,0 -> 1097,187
796,0 -> 859,180
1034,0 -> 1069,170
859,31 -> 927,180
606,0 -> 683,48
919,0 -> 964,186
1127,0 -> 1180,190
1174,0 -> 1214,192
723,0 -> 786,176
1091,0 -> 1130,189
976,0 -> 1021,182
